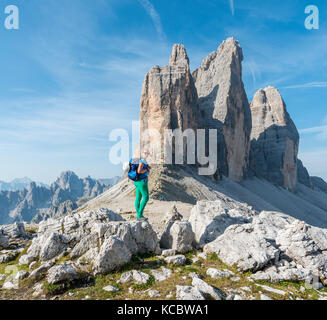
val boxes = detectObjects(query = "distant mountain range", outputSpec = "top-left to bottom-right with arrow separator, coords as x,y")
0,171 -> 120,224
0,178 -> 48,191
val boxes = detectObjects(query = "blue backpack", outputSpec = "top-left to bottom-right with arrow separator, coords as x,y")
128,158 -> 140,181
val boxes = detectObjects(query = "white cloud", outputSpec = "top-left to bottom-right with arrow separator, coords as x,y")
137,0 -> 166,41
229,0 -> 235,15
283,82 -> 327,89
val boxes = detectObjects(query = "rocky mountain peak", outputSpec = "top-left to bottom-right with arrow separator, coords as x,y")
250,86 -> 299,190
169,44 -> 189,68
193,37 -> 251,182
217,37 -> 243,61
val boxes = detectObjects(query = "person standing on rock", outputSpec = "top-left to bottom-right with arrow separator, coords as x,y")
134,150 -> 151,221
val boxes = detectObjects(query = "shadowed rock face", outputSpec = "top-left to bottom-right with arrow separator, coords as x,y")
249,86 -> 299,190
139,44 -> 202,164
297,159 -> 313,189
192,38 -> 252,182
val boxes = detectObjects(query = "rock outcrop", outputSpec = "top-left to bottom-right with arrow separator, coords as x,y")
189,199 -> 255,246
139,44 -> 201,164
193,37 -> 252,181
249,86 -> 299,190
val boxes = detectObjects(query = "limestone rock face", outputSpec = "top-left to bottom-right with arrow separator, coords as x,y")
139,44 -> 201,163
249,86 -> 299,190
297,159 -> 313,188
193,38 -> 252,181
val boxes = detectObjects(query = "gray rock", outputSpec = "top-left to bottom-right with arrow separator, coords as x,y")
161,249 -> 177,257
39,232 -> 67,261
193,37 -> 251,181
192,277 -> 225,300
19,254 -> 35,265
164,255 -> 186,266
150,267 -> 172,282
276,220 -> 327,284
249,86 -> 299,190
2,281 -> 18,290
206,268 -> 234,279
0,222 -> 27,240
118,270 -> 150,284
29,261 -> 55,280
163,205 -> 183,224
189,200 -> 255,246
103,285 -> 120,292
70,233 -> 98,259
139,43 -> 201,166
14,270 -> 29,280
93,236 -> 131,275
148,290 -> 161,298
260,285 -> 286,296
160,221 -> 194,253
204,221 -> 280,272
260,294 -> 272,300
176,285 -> 205,300
0,253 -> 18,264
0,235 -> 9,249
47,263 -> 79,284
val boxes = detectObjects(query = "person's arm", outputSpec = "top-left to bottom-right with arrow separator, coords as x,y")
137,162 -> 148,174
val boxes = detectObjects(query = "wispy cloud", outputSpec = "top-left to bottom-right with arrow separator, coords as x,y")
229,0 -> 235,15
299,124 -> 327,140
137,0 -> 166,41
283,82 -> 327,89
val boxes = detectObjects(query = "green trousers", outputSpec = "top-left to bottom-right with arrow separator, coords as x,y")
134,180 -> 149,218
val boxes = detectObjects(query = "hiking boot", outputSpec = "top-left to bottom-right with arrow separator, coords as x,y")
137,216 -> 148,221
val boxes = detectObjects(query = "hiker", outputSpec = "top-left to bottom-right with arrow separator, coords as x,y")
128,150 -> 151,221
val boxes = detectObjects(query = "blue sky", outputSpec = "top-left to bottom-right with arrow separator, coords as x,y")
0,0 -> 326,183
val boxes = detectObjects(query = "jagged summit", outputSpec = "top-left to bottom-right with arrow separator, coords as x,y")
169,44 -> 190,68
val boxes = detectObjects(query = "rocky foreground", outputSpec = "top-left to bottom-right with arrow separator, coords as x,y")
1,200 -> 327,300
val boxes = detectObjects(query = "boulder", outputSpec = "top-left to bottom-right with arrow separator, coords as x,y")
206,268 -> 234,279
29,261 -> 55,280
160,221 -> 194,253
38,208 -> 124,236
203,222 -> 280,272
47,263 -> 79,284
0,222 -> 27,240
39,232 -> 67,261
70,233 -> 98,259
0,235 -> 9,249
96,220 -> 159,255
164,255 -> 186,266
150,266 -> 172,282
189,200 -> 255,246
92,236 -> 131,275
192,277 -> 225,300
176,285 -> 205,300
118,270 -> 150,284
276,220 -> 327,284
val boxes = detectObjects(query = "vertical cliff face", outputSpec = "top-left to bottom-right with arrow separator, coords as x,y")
249,86 -> 299,190
192,38 -> 251,182
139,44 -> 201,164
